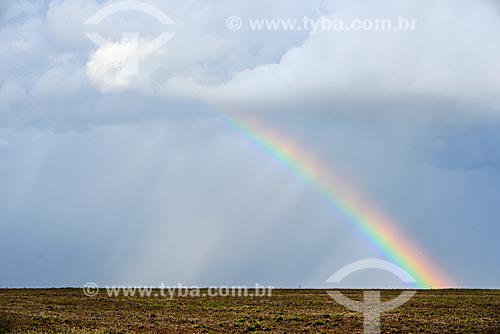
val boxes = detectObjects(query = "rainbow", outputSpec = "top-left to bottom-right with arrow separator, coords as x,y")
220,112 -> 452,289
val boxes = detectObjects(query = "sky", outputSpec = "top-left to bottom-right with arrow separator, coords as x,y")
1,0 -> 500,288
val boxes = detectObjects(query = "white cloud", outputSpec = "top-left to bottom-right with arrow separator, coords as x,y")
83,0 -> 500,114
0,0 -> 499,127
86,38 -> 144,92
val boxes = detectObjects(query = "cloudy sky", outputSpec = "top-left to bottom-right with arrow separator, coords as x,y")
1,0 -> 500,288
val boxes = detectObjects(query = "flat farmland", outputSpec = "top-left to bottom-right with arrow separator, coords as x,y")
0,289 -> 499,333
